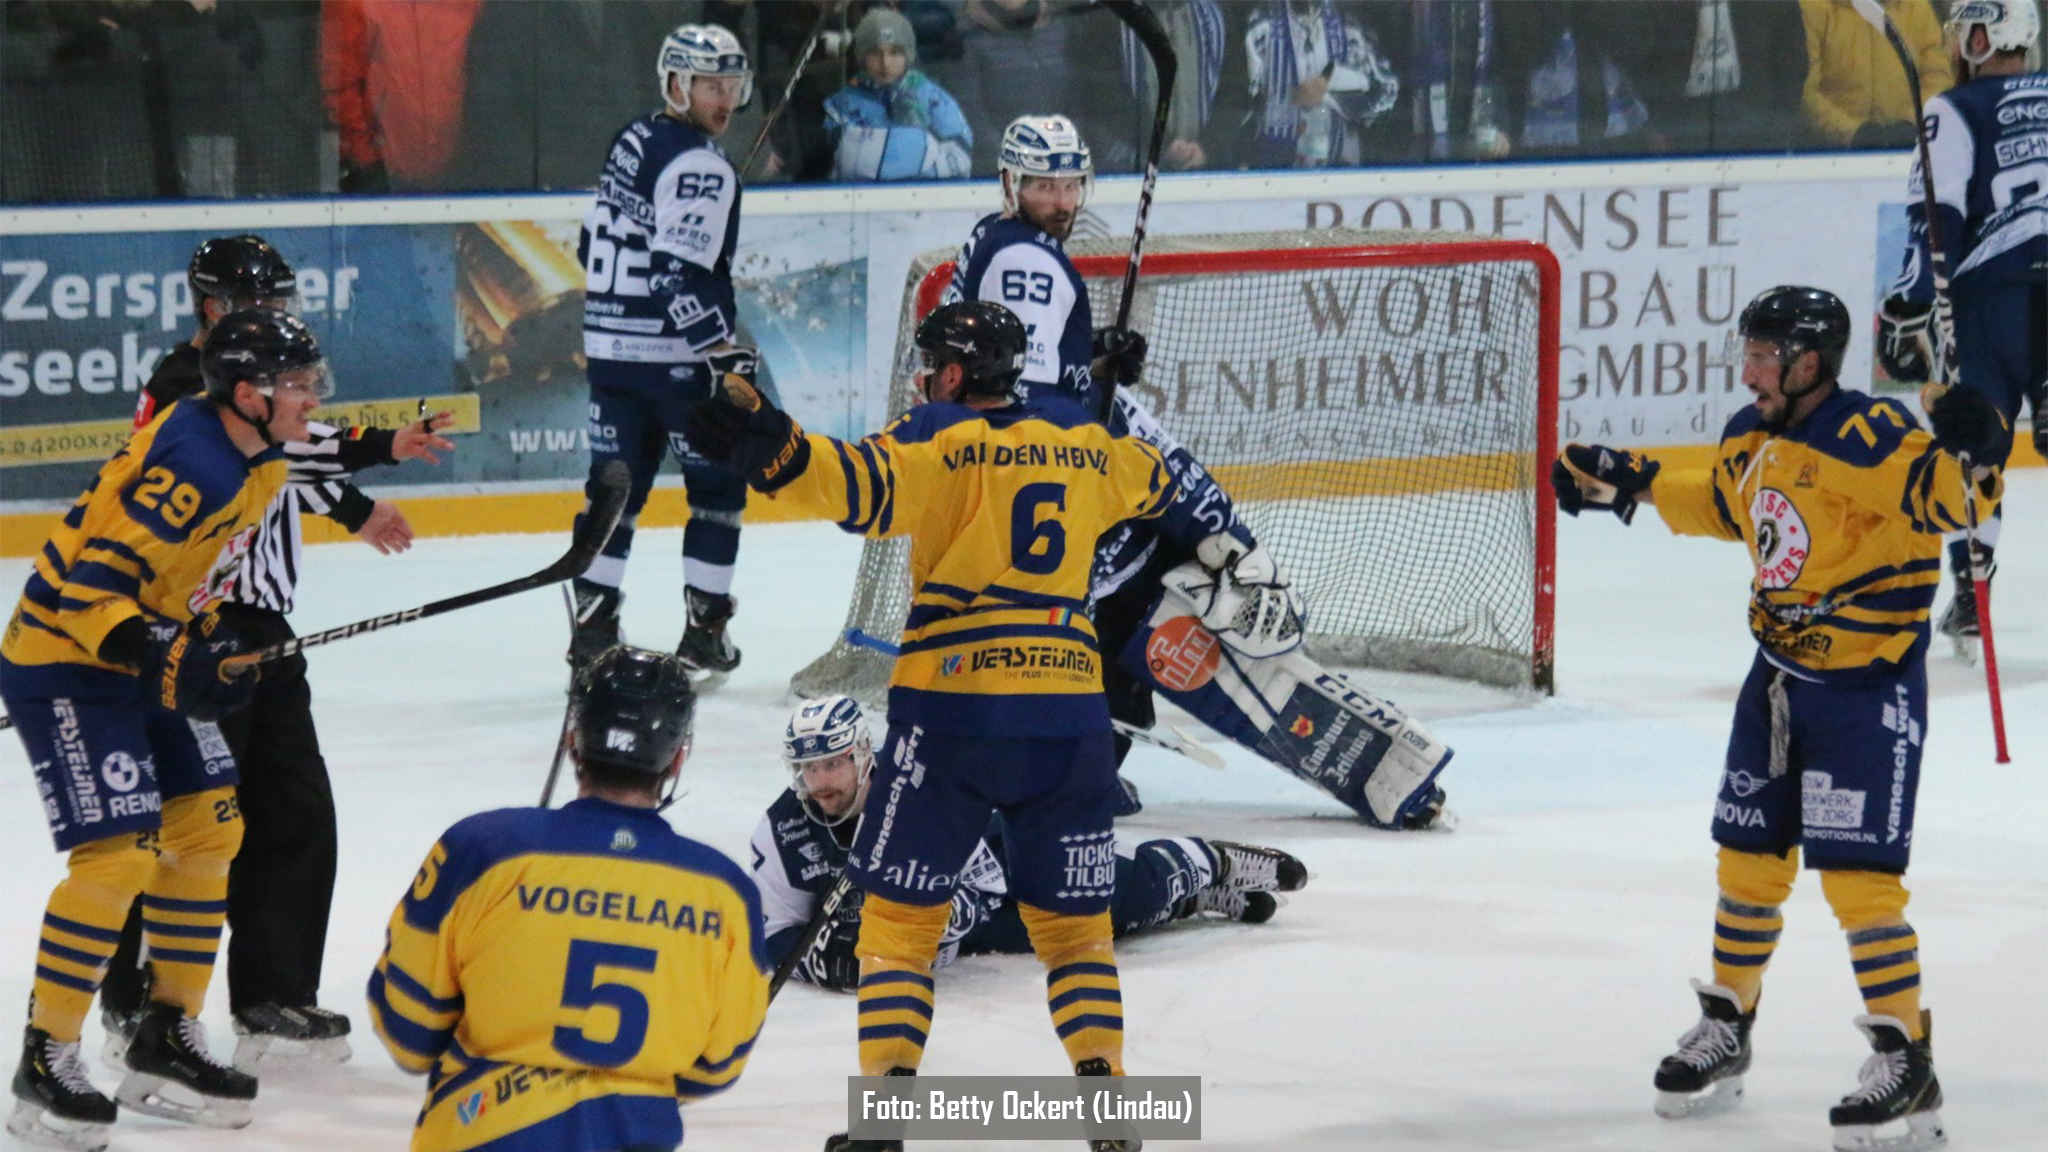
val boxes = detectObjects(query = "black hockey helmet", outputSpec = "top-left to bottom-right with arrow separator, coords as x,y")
913,300 -> 1027,397
188,234 -> 296,315
1737,286 -> 1852,383
573,645 -> 697,783
200,307 -> 329,402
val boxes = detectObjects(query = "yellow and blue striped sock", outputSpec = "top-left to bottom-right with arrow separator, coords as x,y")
143,789 -> 240,1014
30,839 -> 153,1042
1020,904 -> 1123,1074
854,895 -> 950,1076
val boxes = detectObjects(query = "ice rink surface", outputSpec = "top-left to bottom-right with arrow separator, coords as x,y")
3,470 -> 2046,1152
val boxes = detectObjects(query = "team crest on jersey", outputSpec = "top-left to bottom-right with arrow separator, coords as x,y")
1146,616 -> 1221,692
188,525 -> 258,614
610,828 -> 638,852
1749,488 -> 1810,589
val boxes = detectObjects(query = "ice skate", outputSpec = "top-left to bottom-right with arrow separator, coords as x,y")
677,586 -> 740,678
9,1026 -> 115,1151
1653,980 -> 1753,1119
1180,886 -> 1279,925
1207,841 -> 1307,893
1829,1011 -> 1945,1152
823,1066 -> 910,1150
97,1003 -> 139,1072
1936,585 -> 1980,663
115,1003 -> 256,1128
1077,1057 -> 1141,1151
231,1003 -> 351,1072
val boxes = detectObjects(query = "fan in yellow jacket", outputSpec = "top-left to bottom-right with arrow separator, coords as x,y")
1800,0 -> 1954,145
1555,286 -> 1997,1152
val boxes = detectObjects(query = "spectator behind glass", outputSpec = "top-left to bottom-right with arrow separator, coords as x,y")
1382,0 -> 1510,162
949,0 -> 1086,175
1799,0 -> 1952,148
453,0 -> 671,191
1493,0 -> 1656,158
825,7 -> 972,180
1243,0 -> 1402,169
320,0 -> 482,192
1619,0 -> 1809,155
1098,0 -> 1248,172
712,0 -> 843,184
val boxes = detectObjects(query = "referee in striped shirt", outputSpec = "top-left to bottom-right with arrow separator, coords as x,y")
102,236 -> 454,1068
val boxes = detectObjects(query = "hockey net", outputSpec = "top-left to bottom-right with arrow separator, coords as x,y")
791,229 -> 1559,701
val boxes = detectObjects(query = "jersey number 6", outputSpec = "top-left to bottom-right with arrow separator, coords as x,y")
552,938 -> 657,1066
1009,482 -> 1067,574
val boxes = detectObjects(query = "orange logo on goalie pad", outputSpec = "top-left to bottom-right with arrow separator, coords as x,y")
1290,714 -> 1315,738
1146,616 -> 1221,693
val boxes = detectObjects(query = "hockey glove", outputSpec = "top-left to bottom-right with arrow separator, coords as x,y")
1876,295 -> 1934,383
1552,443 -> 1659,525
687,347 -> 812,493
797,896 -> 863,992
1092,326 -> 1148,387
136,614 -> 255,721
1924,383 -> 2007,462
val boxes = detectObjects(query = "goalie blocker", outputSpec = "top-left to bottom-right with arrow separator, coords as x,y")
1128,547 -> 1452,829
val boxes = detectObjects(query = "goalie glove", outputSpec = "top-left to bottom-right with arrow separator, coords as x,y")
1876,294 -> 1935,383
1162,535 -> 1304,659
1091,326 -> 1148,387
1552,443 -> 1659,525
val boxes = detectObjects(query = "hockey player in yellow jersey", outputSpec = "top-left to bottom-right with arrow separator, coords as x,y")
0,307 -> 330,1148
367,645 -> 768,1152
692,299 -> 1244,1152
1555,286 -> 2002,1152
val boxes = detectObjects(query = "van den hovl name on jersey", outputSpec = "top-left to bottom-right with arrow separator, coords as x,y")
517,885 -> 723,936
941,443 -> 1110,474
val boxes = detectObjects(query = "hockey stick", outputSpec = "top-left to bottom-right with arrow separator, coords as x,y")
538,583 -> 580,808
1852,0 -> 2010,762
739,3 -> 837,181
842,627 -> 1220,769
1094,0 -> 1176,424
216,460 -> 631,677
769,873 -> 855,1002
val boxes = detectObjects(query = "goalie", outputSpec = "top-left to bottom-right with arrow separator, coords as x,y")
945,113 -> 1450,829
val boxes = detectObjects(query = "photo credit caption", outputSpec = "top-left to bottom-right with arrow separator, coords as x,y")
846,1075 -> 1201,1141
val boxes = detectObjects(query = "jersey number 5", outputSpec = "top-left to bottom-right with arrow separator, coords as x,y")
1010,482 -> 1067,574
553,939 -> 657,1066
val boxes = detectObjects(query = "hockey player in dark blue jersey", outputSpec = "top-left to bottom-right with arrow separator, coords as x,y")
568,22 -> 756,678
946,115 -> 1452,831
1877,0 -> 2048,651
749,697 -> 1306,993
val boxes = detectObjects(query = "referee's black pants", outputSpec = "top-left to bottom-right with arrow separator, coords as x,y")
103,604 -> 340,1016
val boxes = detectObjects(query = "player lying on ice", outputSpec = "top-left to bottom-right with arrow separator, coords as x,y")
751,695 -> 1308,991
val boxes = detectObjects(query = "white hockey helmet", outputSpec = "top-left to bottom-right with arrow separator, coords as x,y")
1947,0 -> 2041,69
658,23 -> 754,117
783,695 -> 874,827
998,114 -> 1093,216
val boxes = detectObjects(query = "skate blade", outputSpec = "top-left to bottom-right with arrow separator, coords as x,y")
1947,631 -> 1979,664
115,1072 -> 253,1129
1833,1109 -> 1947,1152
232,1032 -> 351,1073
686,668 -> 729,693
6,1102 -> 111,1152
1654,1077 -> 1744,1119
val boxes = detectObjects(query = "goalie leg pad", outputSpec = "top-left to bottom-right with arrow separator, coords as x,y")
1119,591 -> 1453,828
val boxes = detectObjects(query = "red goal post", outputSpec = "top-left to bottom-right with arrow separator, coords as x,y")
792,229 -> 1560,701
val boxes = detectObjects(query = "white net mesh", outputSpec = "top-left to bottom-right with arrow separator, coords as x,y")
791,229 -> 1557,702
